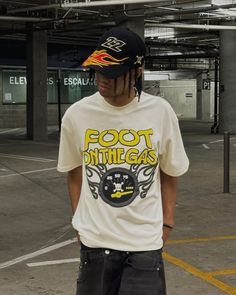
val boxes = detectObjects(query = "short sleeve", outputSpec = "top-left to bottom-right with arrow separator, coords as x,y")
57,112 -> 82,172
159,103 -> 189,176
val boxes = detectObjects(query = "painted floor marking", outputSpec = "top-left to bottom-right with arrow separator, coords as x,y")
1,235 -> 235,271
0,128 -> 20,134
207,269 -> 236,276
0,153 -> 56,162
210,137 -> 236,144
210,139 -> 225,144
202,144 -> 210,149
0,238 -> 76,270
0,167 -> 57,178
27,258 -> 80,267
163,251 -> 236,295
15,131 -> 26,136
166,235 -> 236,245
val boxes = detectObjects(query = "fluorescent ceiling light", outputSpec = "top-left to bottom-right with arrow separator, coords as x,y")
217,8 -> 236,16
158,52 -> 183,56
157,6 -> 179,11
212,0 -> 236,5
145,27 -> 175,38
200,9 -> 236,17
158,34 -> 175,39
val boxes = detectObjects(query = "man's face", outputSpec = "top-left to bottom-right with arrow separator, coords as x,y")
95,70 -> 134,99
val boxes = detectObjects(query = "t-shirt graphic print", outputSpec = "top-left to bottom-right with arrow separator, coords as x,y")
83,128 -> 158,207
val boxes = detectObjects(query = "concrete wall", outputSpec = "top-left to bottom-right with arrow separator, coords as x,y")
160,80 -> 196,118
47,104 -> 70,126
0,104 -> 70,128
144,79 -> 215,120
0,104 -> 26,128
144,79 -> 197,119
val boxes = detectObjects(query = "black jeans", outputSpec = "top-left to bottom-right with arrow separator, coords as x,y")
76,243 -> 166,295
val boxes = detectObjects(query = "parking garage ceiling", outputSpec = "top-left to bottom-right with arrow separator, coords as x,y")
0,0 -> 236,68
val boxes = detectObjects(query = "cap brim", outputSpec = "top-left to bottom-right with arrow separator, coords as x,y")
85,64 -> 130,79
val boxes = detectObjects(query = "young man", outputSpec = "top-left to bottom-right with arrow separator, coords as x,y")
57,27 -> 189,295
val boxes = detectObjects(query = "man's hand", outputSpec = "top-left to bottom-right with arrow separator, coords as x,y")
76,231 -> 80,244
162,226 -> 172,245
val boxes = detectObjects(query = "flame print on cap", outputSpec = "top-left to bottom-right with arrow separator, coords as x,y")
82,49 -> 129,68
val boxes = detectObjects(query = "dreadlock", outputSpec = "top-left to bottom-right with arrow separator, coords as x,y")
124,67 -> 143,101
128,69 -> 132,99
113,78 -> 117,102
134,67 -> 143,102
89,68 -> 95,84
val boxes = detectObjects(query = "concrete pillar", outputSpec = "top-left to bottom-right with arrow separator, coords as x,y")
196,72 -> 211,120
119,4 -> 144,39
26,29 -> 48,141
219,28 -> 236,133
124,18 -> 144,40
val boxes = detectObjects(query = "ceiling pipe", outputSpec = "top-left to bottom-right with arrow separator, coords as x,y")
8,1 -> 236,15
61,0 -> 164,8
8,4 -> 59,14
146,53 -> 218,59
146,3 -> 236,17
146,40 -> 217,49
0,16 -> 51,22
146,21 -> 236,31
9,0 -> 163,13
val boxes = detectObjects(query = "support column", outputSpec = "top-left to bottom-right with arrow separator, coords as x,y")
119,4 -> 144,39
196,72 -> 211,120
27,29 -> 48,141
124,18 -> 144,40
219,28 -> 236,133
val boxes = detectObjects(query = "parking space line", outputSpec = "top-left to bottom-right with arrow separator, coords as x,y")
0,167 -> 57,178
0,238 -> 76,269
0,128 -> 20,134
0,153 -> 56,162
166,235 -> 236,245
206,269 -> 236,276
202,144 -> 210,149
163,251 -> 236,295
210,138 -> 236,144
27,258 -> 80,267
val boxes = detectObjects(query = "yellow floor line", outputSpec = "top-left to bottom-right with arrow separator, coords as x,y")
163,252 -> 236,295
166,235 -> 236,245
207,269 -> 236,276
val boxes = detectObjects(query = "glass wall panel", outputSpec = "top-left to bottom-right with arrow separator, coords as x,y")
1,69 -> 96,104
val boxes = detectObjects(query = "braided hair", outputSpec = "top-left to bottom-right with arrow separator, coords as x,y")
122,67 -> 143,101
91,66 -> 143,102
134,68 -> 143,102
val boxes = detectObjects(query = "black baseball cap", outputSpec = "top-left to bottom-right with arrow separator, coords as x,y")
82,27 -> 146,79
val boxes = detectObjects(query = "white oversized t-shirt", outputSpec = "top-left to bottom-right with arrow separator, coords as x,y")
57,91 -> 189,251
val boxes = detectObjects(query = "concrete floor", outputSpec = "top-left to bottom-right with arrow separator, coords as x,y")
0,121 -> 236,295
